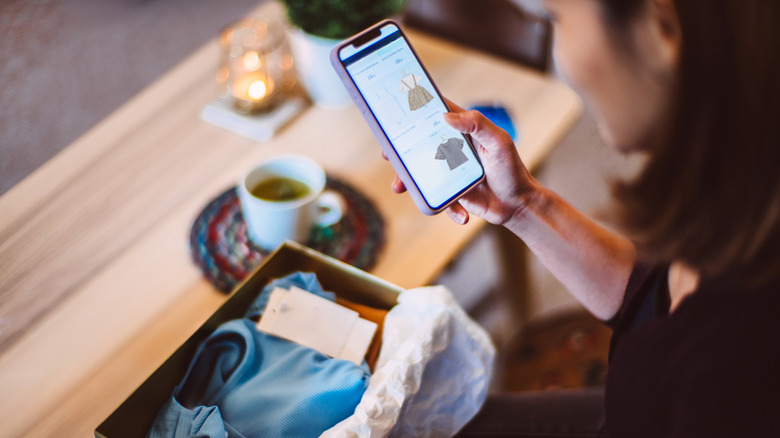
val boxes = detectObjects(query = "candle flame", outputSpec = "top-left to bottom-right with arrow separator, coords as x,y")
248,80 -> 267,99
242,51 -> 261,70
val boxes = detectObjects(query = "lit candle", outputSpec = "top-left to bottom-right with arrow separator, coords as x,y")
242,50 -> 261,70
232,72 -> 276,113
218,17 -> 286,114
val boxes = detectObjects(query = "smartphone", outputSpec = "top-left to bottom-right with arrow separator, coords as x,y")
331,20 -> 485,215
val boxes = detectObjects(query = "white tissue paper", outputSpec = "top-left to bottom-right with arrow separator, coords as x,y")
322,285 -> 496,438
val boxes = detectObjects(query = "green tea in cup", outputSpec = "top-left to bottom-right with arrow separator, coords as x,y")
250,177 -> 311,202
238,155 -> 344,250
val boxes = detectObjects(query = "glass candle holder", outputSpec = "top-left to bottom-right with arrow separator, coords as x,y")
218,17 -> 289,114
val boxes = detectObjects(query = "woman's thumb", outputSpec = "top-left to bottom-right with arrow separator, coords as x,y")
444,111 -> 510,151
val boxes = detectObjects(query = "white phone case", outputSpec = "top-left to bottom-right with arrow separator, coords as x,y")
330,20 -> 484,215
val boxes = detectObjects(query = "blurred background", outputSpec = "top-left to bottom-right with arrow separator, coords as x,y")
1,0 -> 641,391
0,0 -> 262,195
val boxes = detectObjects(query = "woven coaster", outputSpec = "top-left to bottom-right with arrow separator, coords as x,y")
189,177 -> 385,292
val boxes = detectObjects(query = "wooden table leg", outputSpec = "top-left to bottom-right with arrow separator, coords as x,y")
489,224 -> 531,326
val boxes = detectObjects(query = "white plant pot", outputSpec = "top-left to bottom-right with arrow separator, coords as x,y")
289,29 -> 352,109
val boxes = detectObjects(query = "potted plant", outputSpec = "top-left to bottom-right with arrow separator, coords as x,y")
281,0 -> 408,108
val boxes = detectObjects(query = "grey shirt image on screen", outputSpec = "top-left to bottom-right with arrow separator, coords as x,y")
435,137 -> 469,170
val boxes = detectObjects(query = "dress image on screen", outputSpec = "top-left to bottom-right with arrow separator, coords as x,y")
399,71 -> 434,111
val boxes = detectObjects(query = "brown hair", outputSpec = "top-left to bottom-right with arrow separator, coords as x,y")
604,0 -> 780,287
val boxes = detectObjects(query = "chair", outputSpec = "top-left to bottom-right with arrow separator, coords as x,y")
403,0 -> 553,72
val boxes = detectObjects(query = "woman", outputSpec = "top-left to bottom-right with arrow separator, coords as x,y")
392,0 -> 780,436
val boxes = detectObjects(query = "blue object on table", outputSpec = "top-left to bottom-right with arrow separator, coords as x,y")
469,104 -> 518,141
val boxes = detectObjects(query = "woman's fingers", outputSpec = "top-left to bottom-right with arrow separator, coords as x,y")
446,202 -> 470,225
391,175 -> 407,193
444,97 -> 467,114
381,151 -> 407,192
443,110 -> 512,153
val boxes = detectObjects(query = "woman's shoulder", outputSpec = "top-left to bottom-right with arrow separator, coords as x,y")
674,272 -> 780,333
604,267 -> 780,435
659,276 -> 780,435
674,272 -> 779,338
666,274 -> 780,384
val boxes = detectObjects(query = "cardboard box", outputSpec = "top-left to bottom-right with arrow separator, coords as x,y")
96,241 -> 403,438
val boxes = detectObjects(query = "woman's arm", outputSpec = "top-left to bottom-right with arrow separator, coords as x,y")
414,104 -> 635,320
506,182 -> 636,320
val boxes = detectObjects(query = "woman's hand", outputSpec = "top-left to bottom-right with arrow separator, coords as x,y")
389,100 -> 539,226
389,101 -> 636,320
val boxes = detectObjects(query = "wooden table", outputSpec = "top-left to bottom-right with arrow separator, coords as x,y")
0,2 -> 581,436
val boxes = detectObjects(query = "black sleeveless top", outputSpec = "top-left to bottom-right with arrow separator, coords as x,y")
599,264 -> 780,437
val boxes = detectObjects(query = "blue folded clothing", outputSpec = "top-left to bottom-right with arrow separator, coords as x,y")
148,273 -> 370,438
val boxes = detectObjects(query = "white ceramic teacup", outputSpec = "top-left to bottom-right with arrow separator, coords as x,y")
238,155 -> 343,250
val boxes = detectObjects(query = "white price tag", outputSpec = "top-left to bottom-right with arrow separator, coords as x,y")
257,286 -> 377,365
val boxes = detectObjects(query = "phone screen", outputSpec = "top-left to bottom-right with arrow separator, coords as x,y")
338,23 -> 484,210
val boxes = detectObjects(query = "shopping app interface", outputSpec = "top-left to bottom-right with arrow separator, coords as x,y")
341,26 -> 483,209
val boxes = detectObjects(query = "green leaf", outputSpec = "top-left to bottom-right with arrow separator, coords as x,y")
281,0 -> 408,39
